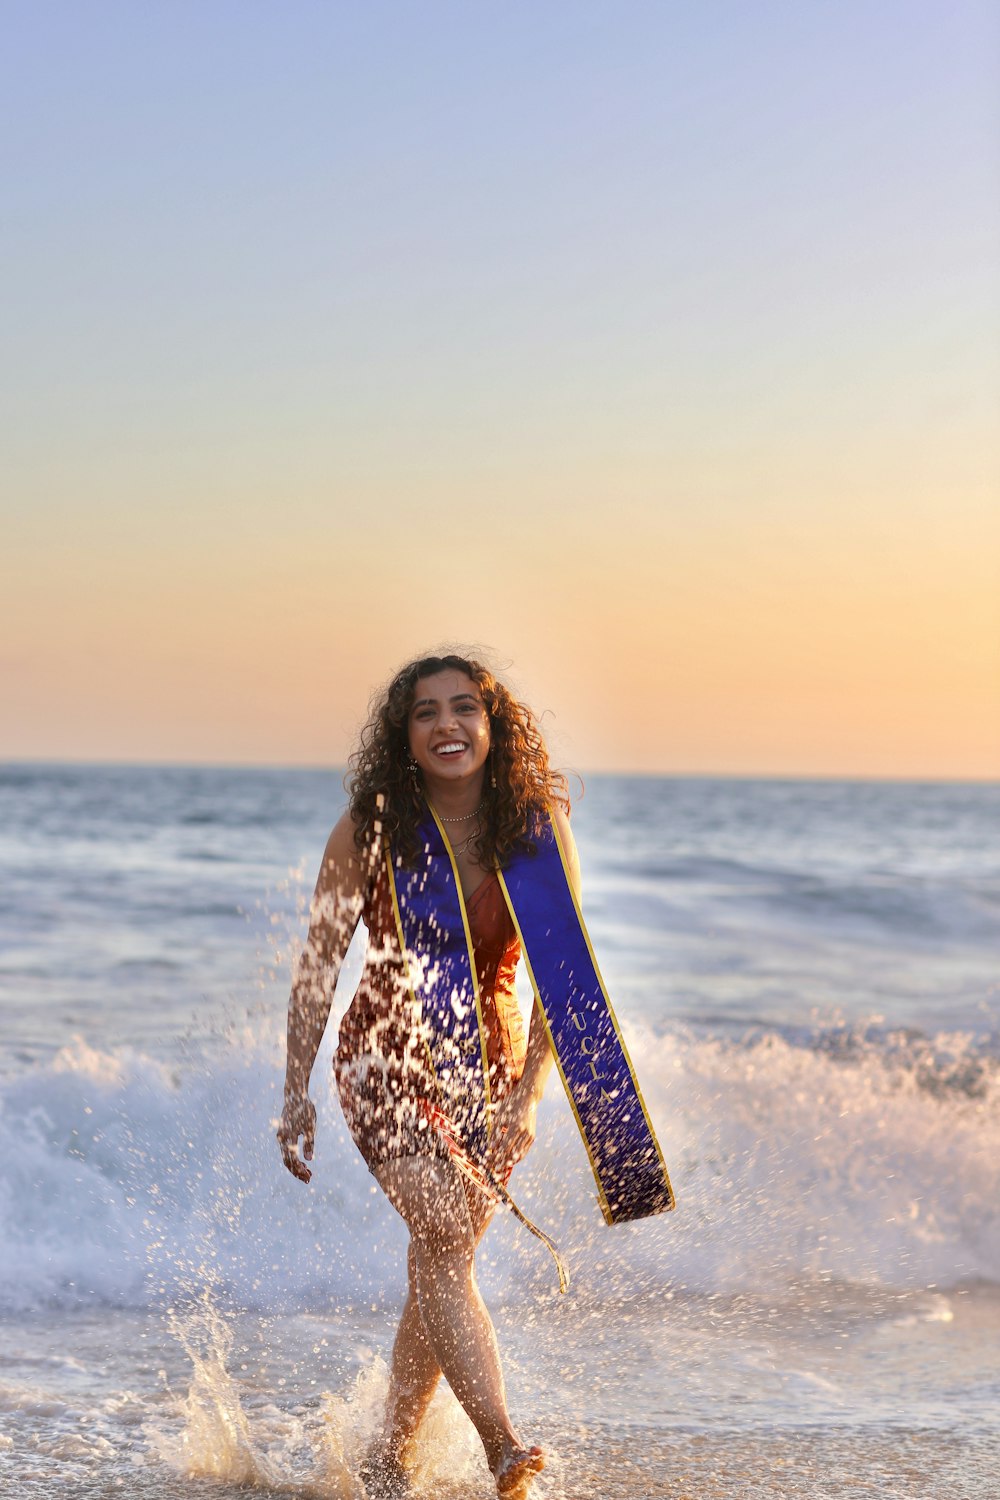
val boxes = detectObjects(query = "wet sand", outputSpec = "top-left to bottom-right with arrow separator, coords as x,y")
12,1425 -> 1000,1500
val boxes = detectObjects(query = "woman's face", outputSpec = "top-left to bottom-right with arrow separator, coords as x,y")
407,669 -> 492,789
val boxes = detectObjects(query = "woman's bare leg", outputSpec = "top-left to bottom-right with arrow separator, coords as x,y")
380,1190 -> 496,1457
370,1156 -> 542,1486
380,1243 -> 442,1455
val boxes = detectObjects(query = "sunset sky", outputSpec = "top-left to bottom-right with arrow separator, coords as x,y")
2,2 -> 997,777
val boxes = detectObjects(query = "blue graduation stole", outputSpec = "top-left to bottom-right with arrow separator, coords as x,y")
385,803 -> 674,1226
385,806 -> 495,1157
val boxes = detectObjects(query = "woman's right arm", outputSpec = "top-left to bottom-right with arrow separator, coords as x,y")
276,809 -> 374,1183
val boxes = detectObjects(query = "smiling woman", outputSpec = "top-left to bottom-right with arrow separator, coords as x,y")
275,651 -> 671,1498
276,653 -> 572,1498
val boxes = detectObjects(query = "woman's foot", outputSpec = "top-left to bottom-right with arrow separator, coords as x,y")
359,1443 -> 410,1498
493,1443 -> 545,1498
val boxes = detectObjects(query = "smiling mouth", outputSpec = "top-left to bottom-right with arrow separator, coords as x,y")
433,741 -> 469,757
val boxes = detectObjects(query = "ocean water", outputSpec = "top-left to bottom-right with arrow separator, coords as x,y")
0,765 -> 998,1497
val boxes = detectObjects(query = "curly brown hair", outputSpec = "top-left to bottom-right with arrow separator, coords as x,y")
348,653 -> 570,868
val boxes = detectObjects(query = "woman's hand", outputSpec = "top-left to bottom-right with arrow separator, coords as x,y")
277,1093 -> 317,1183
487,1080 -> 541,1173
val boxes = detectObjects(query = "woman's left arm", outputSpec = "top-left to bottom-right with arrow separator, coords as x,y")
489,806 -> 581,1169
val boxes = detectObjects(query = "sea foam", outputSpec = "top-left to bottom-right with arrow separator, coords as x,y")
2,1010 -> 996,1316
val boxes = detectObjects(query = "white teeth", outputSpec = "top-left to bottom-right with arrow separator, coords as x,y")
435,742 -> 467,754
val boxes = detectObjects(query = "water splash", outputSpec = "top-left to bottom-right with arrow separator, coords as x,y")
150,1291 -> 284,1488
148,1290 -> 502,1499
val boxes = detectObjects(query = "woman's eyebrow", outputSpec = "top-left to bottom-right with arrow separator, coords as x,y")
411,693 -> 482,710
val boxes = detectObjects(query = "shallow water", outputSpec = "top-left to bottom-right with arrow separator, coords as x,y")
3,1288 -> 999,1497
0,767 -> 997,1494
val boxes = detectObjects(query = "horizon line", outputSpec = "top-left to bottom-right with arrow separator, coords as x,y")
1,755 -> 997,787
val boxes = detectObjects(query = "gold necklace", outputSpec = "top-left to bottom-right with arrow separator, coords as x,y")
437,800 -> 485,824
451,820 -> 482,856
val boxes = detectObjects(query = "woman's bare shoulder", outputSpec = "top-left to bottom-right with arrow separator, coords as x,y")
316,808 -> 374,899
323,807 -> 361,855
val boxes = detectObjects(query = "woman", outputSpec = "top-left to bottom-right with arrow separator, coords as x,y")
276,652 -> 577,1499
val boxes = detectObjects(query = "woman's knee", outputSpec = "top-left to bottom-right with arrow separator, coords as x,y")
406,1229 -> 473,1311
